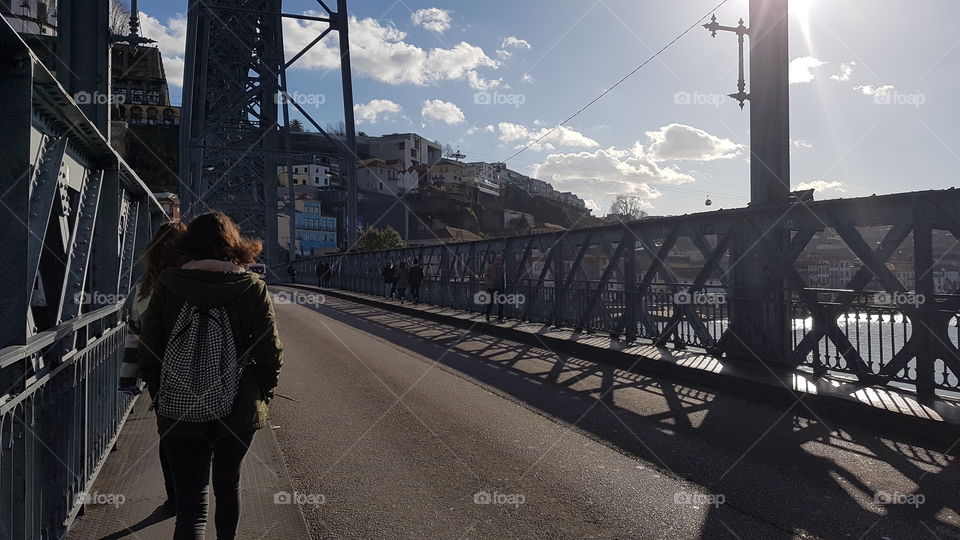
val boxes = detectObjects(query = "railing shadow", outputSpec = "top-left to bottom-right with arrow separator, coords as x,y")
291,289 -> 959,539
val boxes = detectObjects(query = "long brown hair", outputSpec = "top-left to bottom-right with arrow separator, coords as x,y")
181,211 -> 263,265
139,221 -> 187,299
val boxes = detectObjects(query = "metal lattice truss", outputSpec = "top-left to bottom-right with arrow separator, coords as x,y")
1,19 -> 165,539
296,190 -> 960,400
179,0 -> 283,259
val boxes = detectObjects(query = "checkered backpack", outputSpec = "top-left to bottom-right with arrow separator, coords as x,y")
156,302 -> 247,422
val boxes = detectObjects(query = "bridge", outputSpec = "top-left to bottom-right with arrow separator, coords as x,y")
0,0 -> 958,539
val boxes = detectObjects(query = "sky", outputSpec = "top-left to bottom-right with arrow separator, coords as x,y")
134,0 -> 960,217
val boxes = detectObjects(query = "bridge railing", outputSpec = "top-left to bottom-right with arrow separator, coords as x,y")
0,20 -> 167,539
282,189 -> 960,402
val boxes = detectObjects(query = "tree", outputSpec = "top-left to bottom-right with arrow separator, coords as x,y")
109,0 -> 131,36
355,226 -> 406,252
324,121 -> 346,136
609,195 -> 649,220
289,119 -> 305,133
443,143 -> 455,158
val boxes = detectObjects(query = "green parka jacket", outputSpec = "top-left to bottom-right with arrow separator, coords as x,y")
138,262 -> 284,438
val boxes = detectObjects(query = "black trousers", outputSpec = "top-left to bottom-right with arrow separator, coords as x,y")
410,282 -> 421,303
485,288 -> 504,320
163,428 -> 254,540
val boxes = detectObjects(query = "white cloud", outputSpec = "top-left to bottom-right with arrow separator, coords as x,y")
483,124 -> 496,133
411,8 -> 452,34
645,124 -> 742,161
796,180 -> 845,193
855,84 -> 895,96
497,122 -> 599,151
831,61 -> 857,82
354,99 -> 402,124
283,13 -> 499,87
790,56 -> 825,84
501,36 -> 532,49
584,199 -> 601,214
466,70 -> 505,90
138,12 -> 188,87
532,144 -> 695,200
496,49 -> 512,60
792,138 -> 814,149
421,99 -> 465,124
522,73 -> 535,84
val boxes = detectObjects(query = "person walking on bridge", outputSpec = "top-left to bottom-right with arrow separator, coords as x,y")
139,211 -> 283,540
121,220 -> 186,514
484,255 -> 507,323
395,261 -> 410,304
315,262 -> 327,289
408,258 -> 424,304
382,261 -> 396,298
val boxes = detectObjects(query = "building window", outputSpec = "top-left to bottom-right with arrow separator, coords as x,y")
129,106 -> 143,123
162,108 -> 174,124
147,107 -> 159,123
130,88 -> 143,104
146,89 -> 160,105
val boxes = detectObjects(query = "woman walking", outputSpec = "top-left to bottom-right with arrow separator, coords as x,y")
121,220 -> 186,513
139,211 -> 283,539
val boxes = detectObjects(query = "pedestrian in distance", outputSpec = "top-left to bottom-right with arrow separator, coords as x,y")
382,261 -> 396,298
484,255 -> 506,323
287,263 -> 297,284
408,258 -> 424,304
315,262 -> 326,288
323,262 -> 333,288
139,211 -> 283,540
395,261 -> 410,304
121,220 -> 186,515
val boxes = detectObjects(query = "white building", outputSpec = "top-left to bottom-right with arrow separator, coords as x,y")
277,163 -> 333,188
356,159 -> 419,195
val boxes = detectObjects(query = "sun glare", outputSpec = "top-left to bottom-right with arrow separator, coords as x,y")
792,0 -> 816,50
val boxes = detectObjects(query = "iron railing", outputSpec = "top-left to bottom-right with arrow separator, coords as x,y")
0,18 -> 166,539
284,189 -> 960,401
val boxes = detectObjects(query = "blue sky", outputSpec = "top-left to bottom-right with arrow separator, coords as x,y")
136,0 -> 960,216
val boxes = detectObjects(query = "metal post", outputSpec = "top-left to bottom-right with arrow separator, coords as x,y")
623,234 -> 637,342
749,0 -> 790,205
336,0 -> 359,250
913,195 -> 935,400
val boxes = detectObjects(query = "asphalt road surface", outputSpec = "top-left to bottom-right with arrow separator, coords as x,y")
268,287 -> 959,540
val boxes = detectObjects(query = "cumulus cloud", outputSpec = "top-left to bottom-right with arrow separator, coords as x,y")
497,122 -> 599,151
831,61 -> 857,82
411,8 -> 452,33
501,36 -> 532,49
354,99 -> 402,124
283,13 -> 499,87
466,70 -> 505,90
531,144 -> 696,205
421,99 -> 465,124
792,138 -> 815,149
645,124 -> 742,161
522,73 -> 534,84
137,12 -> 188,87
855,84 -> 895,96
790,56 -> 825,84
796,180 -> 845,193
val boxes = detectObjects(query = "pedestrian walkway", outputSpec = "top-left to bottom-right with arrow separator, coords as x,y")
295,284 -> 960,444
67,395 -> 310,539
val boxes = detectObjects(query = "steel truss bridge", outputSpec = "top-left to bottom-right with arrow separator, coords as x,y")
0,11 -> 166,539
296,188 -> 960,401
